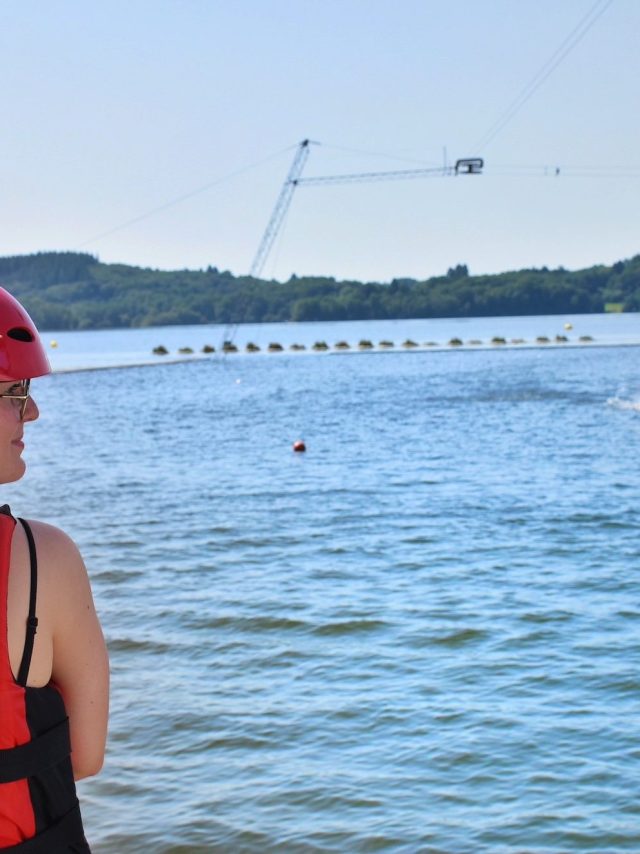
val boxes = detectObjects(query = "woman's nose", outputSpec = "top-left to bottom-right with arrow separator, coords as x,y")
22,395 -> 39,422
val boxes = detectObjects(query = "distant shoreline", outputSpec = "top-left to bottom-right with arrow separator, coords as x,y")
2,250 -> 638,331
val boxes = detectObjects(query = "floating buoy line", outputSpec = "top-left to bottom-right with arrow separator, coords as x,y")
150,334 -> 596,357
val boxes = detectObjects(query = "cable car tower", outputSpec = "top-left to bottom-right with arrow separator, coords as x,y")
250,139 -> 483,279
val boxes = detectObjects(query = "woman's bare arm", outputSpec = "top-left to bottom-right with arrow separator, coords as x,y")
32,521 -> 110,780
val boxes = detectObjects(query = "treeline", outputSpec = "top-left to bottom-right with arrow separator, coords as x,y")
0,251 -> 638,331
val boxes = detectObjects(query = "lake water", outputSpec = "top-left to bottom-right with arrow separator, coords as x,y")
4,314 -> 640,852
42,311 -> 640,372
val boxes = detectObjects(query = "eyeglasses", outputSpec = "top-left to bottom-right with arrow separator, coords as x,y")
0,379 -> 31,420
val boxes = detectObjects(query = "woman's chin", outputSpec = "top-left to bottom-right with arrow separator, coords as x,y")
0,460 -> 27,484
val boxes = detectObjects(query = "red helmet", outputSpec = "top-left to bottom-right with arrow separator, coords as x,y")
0,287 -> 51,381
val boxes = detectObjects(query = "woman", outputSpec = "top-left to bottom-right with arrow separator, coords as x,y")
0,288 -> 109,852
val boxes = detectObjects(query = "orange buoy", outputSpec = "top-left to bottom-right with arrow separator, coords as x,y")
292,440 -> 306,453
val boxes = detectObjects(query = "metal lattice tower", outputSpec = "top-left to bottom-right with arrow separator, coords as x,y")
250,140 -> 483,279
250,139 -> 315,278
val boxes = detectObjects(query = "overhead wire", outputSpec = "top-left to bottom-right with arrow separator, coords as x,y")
479,163 -> 640,178
76,143 -> 298,249
321,142 -> 442,167
472,0 -> 615,153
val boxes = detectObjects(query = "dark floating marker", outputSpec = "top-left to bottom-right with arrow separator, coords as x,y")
292,440 -> 306,453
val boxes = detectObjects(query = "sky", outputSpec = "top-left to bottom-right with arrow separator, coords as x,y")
0,0 -> 637,283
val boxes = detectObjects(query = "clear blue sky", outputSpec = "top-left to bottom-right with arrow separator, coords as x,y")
0,0 -> 636,282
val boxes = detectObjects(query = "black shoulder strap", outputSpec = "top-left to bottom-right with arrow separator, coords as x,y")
16,518 -> 38,687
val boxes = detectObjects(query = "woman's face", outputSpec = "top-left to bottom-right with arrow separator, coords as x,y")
0,380 -> 39,484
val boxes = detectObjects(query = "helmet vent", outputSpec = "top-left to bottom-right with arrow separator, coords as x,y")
7,327 -> 34,342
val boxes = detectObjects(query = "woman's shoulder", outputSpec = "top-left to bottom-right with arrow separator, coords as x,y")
19,519 -> 91,615
22,522 -> 110,781
22,519 -> 84,567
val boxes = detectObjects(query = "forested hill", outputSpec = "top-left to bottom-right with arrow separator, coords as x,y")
0,251 -> 638,331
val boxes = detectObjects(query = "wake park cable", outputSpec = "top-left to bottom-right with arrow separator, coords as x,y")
472,0 -> 615,153
76,143 -> 299,249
